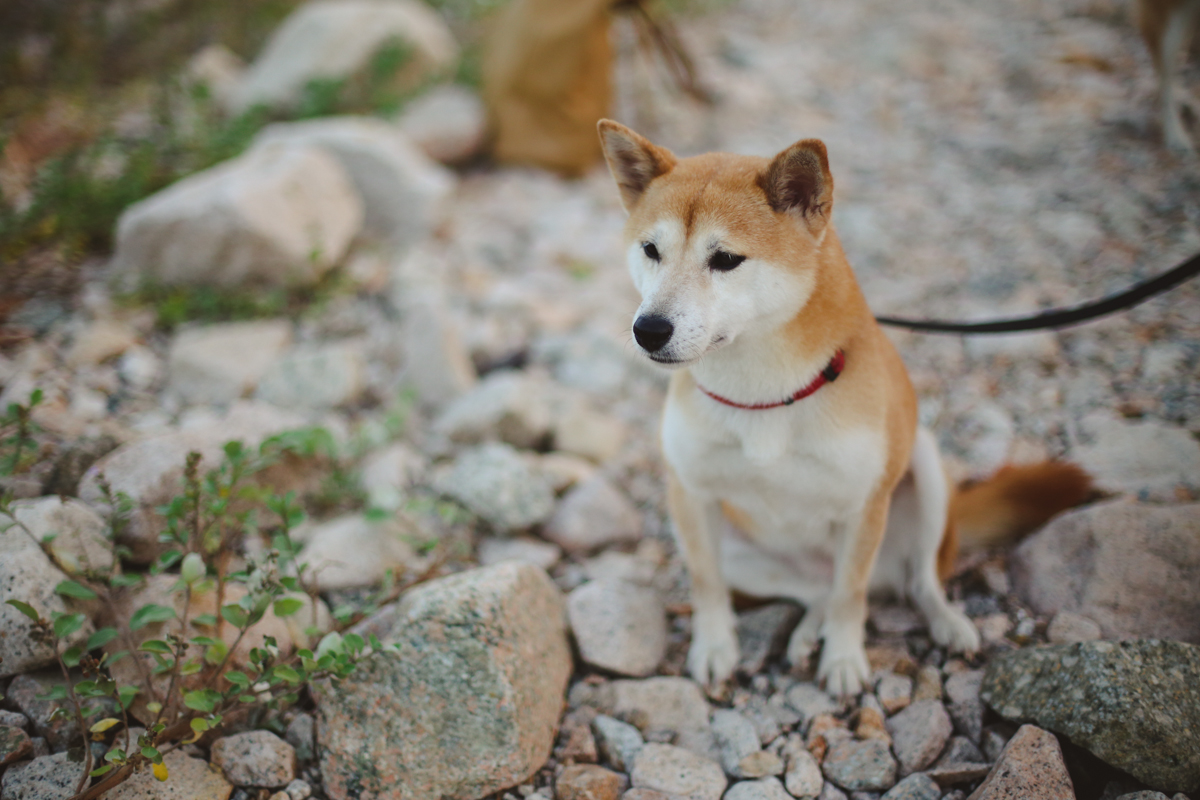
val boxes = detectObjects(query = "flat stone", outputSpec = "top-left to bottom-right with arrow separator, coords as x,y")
886,700 -> 953,776
78,401 -> 309,563
1073,412 -> 1200,500
0,725 -> 32,767
630,743 -> 725,800
228,0 -> 458,113
434,442 -> 556,531
821,739 -> 898,792
0,530 -> 93,678
965,725 -> 1073,800
211,730 -> 296,788
295,513 -> 427,591
723,776 -> 792,800
317,563 -> 571,800
113,143 -> 361,290
785,683 -> 839,731
396,84 -> 487,165
592,714 -> 645,773
557,764 -> 624,800
944,671 -> 985,744
255,340 -> 368,409
980,640 -> 1200,794
1046,612 -> 1102,645
543,475 -> 642,553
166,320 -> 293,405
7,496 -> 114,576
254,117 -> 453,246
568,579 -> 667,677
0,752 -> 81,799
1011,501 -> 1200,643
479,536 -> 562,571
783,746 -> 824,798
602,678 -> 715,760
876,673 -> 914,715
735,603 -> 801,676
880,774 -> 940,800
105,749 -> 233,799
433,370 -> 555,450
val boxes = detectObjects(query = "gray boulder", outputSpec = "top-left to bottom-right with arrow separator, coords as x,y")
1010,501 -> 1200,643
316,562 -> 571,800
113,143 -> 361,290
980,640 -> 1200,794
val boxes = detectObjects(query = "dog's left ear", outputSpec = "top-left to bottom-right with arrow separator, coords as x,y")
598,119 -> 678,212
762,139 -> 834,240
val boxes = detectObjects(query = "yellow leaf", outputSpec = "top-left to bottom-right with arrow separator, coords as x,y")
152,761 -> 169,782
90,718 -> 121,734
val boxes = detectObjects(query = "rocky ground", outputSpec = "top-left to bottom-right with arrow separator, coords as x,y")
1,0 -> 1199,799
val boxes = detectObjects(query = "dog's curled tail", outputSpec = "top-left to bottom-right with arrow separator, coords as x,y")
937,461 -> 1093,579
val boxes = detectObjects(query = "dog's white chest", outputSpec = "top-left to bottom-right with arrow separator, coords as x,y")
663,396 -> 884,551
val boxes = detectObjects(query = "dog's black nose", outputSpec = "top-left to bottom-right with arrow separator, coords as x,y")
633,314 -> 674,352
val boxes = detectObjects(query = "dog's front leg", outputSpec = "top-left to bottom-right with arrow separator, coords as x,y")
667,469 -> 738,689
817,488 -> 892,696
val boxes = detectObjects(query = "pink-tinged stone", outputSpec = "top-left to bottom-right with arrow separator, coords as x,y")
317,562 -> 571,800
966,725 -> 1074,800
557,764 -> 625,800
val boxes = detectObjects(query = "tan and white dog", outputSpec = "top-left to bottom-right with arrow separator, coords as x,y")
597,120 -> 1091,695
1138,0 -> 1200,153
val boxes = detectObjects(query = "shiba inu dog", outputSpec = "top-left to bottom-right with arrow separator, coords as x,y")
597,120 -> 1091,695
1137,0 -> 1199,153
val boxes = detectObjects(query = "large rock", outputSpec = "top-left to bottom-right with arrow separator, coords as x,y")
1072,412 -> 1200,500
255,118 -> 453,246
316,562 -> 571,800
255,340 -> 368,410
965,725 -> 1073,800
294,513 -> 427,591
227,0 -> 459,114
166,320 -> 293,405
543,475 -> 642,553
395,84 -> 487,165
980,640 -> 1200,794
113,143 -> 362,289
0,531 -> 93,678
1010,501 -> 1200,643
78,401 -> 309,564
567,579 -> 667,677
6,496 -> 113,576
434,443 -> 557,531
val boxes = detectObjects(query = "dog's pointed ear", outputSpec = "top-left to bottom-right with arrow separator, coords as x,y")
598,120 -> 678,212
762,139 -> 834,239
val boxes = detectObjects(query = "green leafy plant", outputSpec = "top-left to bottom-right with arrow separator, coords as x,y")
0,427 -> 424,799
0,388 -> 43,477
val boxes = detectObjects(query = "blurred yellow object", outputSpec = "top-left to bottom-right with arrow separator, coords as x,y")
483,0 -> 617,176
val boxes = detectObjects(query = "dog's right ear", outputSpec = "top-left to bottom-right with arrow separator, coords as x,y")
762,139 -> 834,241
598,120 -> 678,212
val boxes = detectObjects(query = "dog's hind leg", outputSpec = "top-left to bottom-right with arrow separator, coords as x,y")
1142,0 -> 1200,153
902,428 -> 980,654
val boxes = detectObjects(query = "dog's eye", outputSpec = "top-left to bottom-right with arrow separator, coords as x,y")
709,250 -> 746,271
643,242 -> 660,261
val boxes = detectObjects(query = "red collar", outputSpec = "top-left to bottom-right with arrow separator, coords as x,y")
698,350 -> 845,410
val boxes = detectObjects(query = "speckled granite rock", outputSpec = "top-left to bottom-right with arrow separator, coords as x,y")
104,750 -> 233,800
980,640 -> 1200,794
821,739 -> 897,792
630,743 -> 725,800
433,443 -> 556,531
0,725 -> 33,767
0,752 -> 79,799
965,725 -> 1073,800
210,730 -> 296,787
568,579 -> 667,677
556,764 -> 624,800
880,774 -> 940,800
886,700 -> 952,775
316,562 -> 571,800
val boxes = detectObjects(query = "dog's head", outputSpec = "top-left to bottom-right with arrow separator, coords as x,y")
598,120 -> 835,367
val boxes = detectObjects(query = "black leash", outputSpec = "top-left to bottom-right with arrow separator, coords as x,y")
874,251 -> 1200,334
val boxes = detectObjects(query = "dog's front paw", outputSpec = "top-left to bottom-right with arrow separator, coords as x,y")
688,613 -> 739,689
786,606 -> 824,671
930,606 -> 981,655
816,626 -> 869,697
